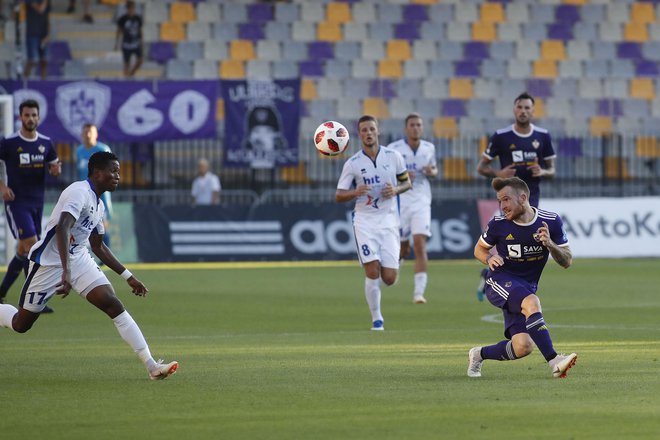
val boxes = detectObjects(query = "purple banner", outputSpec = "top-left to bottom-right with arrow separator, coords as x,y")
222,79 -> 300,169
0,80 -> 217,142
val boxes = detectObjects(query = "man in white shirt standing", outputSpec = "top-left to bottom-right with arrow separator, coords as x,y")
388,113 -> 437,304
336,115 -> 411,331
191,158 -> 221,205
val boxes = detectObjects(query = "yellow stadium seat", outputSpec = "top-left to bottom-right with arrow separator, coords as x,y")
624,23 -> 648,42
301,79 -> 318,100
631,3 -> 655,24
170,2 -> 196,23
449,79 -> 474,99
533,60 -> 558,78
378,60 -> 402,78
533,98 -> 547,118
635,137 -> 660,158
160,22 -> 185,42
472,22 -> 496,42
478,135 -> 489,155
219,60 -> 245,79
317,22 -> 343,42
442,158 -> 470,181
386,40 -> 412,61
18,2 -> 25,22
433,117 -> 458,138
216,98 -> 224,121
281,162 -> 311,184
590,117 -> 613,136
57,143 -> 73,163
100,0 -> 123,5
411,0 -> 438,4
229,40 -> 255,61
562,0 -> 588,4
120,161 -> 146,187
363,98 -> 390,119
630,78 -> 655,100
605,157 -> 631,180
480,3 -> 505,23
326,2 -> 352,23
540,40 -> 566,61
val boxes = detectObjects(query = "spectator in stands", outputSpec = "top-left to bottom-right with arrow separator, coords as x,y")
475,92 -> 557,301
24,0 -> 50,80
191,158 -> 221,206
115,0 -> 143,77
75,123 -> 114,248
67,0 -> 93,24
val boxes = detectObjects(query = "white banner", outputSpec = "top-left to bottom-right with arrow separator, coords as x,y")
542,197 -> 660,258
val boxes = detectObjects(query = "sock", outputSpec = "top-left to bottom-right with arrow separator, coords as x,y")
481,340 -> 517,361
413,272 -> 427,296
525,312 -> 557,361
0,255 -> 27,299
364,277 -> 383,322
112,310 -> 156,369
0,303 -> 18,329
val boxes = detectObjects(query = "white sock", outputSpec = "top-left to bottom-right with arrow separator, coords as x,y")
414,272 -> 428,297
0,304 -> 17,329
365,277 -> 383,322
112,310 -> 156,369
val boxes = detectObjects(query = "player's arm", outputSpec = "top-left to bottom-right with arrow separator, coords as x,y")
48,159 -> 61,176
55,212 -> 76,297
474,239 -> 503,270
0,160 -> 14,201
336,186 -> 369,203
422,164 -> 438,178
537,221 -> 572,269
89,233 -> 149,296
477,155 -> 515,178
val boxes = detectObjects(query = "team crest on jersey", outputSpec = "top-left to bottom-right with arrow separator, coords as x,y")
38,145 -> 45,153
505,282 -> 512,288
532,139 -> 540,149
55,81 -> 111,139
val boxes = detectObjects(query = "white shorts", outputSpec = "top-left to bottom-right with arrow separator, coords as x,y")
20,255 -> 110,313
353,223 -> 400,269
399,203 -> 432,241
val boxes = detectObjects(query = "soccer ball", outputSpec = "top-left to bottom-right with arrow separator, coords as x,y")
314,121 -> 350,156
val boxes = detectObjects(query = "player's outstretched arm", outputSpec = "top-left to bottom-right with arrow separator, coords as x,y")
89,233 -> 149,296
537,221 -> 572,269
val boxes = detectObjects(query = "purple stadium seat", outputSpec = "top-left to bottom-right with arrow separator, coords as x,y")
308,41 -> 334,60
635,60 -> 660,77
555,5 -> 580,23
557,137 -> 583,157
596,99 -> 623,117
148,42 -> 175,64
616,42 -> 643,60
547,23 -> 573,41
48,41 -> 72,61
239,23 -> 265,40
463,42 -> 489,60
394,23 -> 420,40
526,79 -> 553,98
369,79 -> 397,98
299,60 -> 324,77
248,3 -> 274,22
402,4 -> 428,22
442,99 -> 467,117
454,61 -> 481,77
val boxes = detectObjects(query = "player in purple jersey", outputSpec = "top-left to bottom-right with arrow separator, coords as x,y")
475,92 -> 557,301
467,177 -> 577,379
0,99 -> 61,311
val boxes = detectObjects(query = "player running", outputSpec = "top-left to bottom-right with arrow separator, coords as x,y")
336,115 -> 411,330
0,152 -> 178,380
467,177 -> 576,379
388,113 -> 437,304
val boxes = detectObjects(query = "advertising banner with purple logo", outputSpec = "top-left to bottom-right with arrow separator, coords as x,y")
221,79 -> 300,169
0,80 -> 217,142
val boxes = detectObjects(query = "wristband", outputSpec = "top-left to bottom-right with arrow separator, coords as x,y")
120,269 -> 133,280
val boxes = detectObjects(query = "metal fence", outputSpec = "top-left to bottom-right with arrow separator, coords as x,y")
46,131 -> 660,205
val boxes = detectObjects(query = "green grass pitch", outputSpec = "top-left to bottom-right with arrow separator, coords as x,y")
0,258 -> 658,439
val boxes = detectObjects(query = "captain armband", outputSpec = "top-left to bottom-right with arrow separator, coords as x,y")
396,171 -> 409,182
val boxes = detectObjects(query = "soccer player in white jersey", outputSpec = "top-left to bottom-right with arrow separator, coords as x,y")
388,113 -> 438,304
0,152 -> 178,380
336,115 -> 411,330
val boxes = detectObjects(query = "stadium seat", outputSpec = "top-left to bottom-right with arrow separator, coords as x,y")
317,22 -> 343,42
378,60 -> 402,78
412,40 -> 437,61
165,60 -> 192,80
442,99 -> 467,118
248,3 -> 274,22
481,59 -> 507,79
272,60 -> 298,79
446,22 -> 471,42
223,3 -> 247,23
326,2 -> 351,23
196,3 -> 221,23
442,157 -> 470,180
281,163 -> 311,185
630,78 -> 655,100
219,60 -> 245,79
212,23 -> 238,41
316,79 -> 341,100
599,22 -> 623,42
275,2 -> 298,23
480,3 -> 504,23
635,136 -> 660,158
337,97 -> 361,119
264,21 -> 289,41
559,60 -> 583,78
498,22 -> 521,42
378,4 -> 402,24
351,60 -> 376,79
282,42 -> 307,62
473,79 -> 499,99
533,60 -> 558,78
239,23 -> 265,41
144,2 -> 168,24
541,40 -> 566,61
386,40 -> 412,61
300,79 -> 318,101
352,3 -> 375,23
292,22 -> 316,42
606,3 -> 629,23
256,40 -> 281,61
402,4 -> 428,22
507,60 -> 532,79
631,3 -> 655,24
449,79 -> 473,99
325,60 -> 351,79
403,60 -> 428,79
176,42 -> 203,61
625,22 -> 649,42
187,22 -> 210,42
395,23 -> 421,41
516,41 -> 539,61
472,22 -> 496,42
433,117 -> 459,138
590,116 -> 613,136
455,2 -> 477,23
170,2 -> 196,23
505,2 -> 528,23
361,41 -> 385,61
389,98 -> 415,119
605,157 -> 631,179
160,22 -> 185,42
229,40 -> 255,61
420,22 -> 445,41
246,60 -> 271,79
299,61 -> 324,77
344,23 -> 368,42
368,23 -> 394,42
193,60 -> 218,79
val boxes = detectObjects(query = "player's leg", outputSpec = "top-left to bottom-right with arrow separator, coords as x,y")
379,226 -> 401,286
409,205 -> 431,303
355,224 -> 385,330
0,205 -> 40,303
